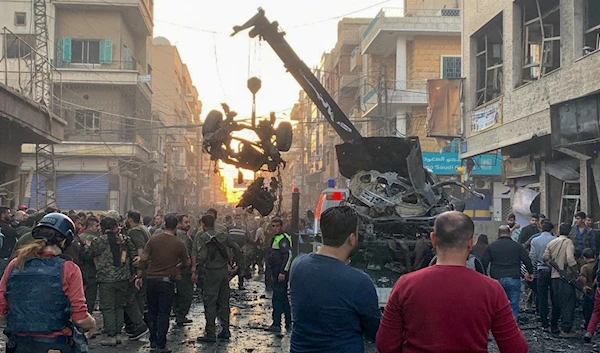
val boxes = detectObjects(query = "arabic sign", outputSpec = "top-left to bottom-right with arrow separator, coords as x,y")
470,99 -> 502,133
422,152 -> 502,175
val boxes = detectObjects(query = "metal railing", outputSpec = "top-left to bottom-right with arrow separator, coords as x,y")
1,27 -> 63,116
54,59 -> 144,72
362,7 -> 461,39
362,80 -> 429,104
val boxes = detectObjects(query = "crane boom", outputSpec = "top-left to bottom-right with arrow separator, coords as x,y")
232,8 -> 363,144
232,8 -> 429,180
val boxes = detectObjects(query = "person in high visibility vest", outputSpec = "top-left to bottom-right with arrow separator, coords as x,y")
267,218 -> 292,333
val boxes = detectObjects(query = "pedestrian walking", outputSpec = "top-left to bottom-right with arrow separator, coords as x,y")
0,213 -> 97,352
482,225 -> 534,321
267,218 -> 292,332
135,213 -> 190,353
192,214 -> 242,342
543,222 -> 578,337
376,211 -> 528,353
289,206 -> 380,353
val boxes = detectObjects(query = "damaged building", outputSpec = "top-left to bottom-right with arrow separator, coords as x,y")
461,0 -> 600,224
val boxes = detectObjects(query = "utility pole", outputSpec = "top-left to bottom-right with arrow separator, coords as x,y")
33,0 -> 57,210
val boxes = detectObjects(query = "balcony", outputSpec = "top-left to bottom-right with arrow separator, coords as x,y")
53,0 -> 153,36
362,8 -> 461,55
350,47 -> 362,73
53,61 -> 152,100
340,74 -> 359,91
22,140 -> 151,160
362,80 -> 428,117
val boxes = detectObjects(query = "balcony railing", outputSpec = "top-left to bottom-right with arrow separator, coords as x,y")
362,7 -> 461,40
54,60 -> 143,72
362,80 -> 429,104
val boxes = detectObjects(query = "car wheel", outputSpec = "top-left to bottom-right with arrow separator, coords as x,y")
202,110 -> 223,137
275,121 -> 293,152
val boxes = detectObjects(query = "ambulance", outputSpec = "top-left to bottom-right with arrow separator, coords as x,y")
313,178 -> 349,236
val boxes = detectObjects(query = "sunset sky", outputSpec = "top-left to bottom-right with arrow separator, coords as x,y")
153,0 -> 396,200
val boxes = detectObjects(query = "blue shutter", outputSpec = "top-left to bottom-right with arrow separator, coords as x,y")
99,39 -> 113,64
61,37 -> 72,63
55,174 -> 109,211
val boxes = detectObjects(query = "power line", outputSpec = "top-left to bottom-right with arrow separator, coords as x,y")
287,0 -> 390,28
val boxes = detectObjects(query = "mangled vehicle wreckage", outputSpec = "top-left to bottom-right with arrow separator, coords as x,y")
201,8 -> 485,297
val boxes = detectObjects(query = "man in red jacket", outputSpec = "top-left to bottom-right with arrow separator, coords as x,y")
376,211 -> 528,353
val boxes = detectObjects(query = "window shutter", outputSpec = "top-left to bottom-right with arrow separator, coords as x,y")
61,37 -> 72,63
123,47 -> 133,70
99,39 -> 113,64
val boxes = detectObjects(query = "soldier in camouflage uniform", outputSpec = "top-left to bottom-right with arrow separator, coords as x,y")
85,215 -> 148,346
174,214 -> 194,326
79,216 -> 101,313
192,214 -> 242,342
124,210 -> 151,332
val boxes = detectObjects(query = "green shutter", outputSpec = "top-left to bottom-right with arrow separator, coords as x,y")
99,39 -> 112,64
61,37 -> 72,63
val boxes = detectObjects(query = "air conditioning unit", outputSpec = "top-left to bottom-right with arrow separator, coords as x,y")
474,178 -> 492,190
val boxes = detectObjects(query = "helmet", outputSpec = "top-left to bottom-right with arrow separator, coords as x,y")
105,210 -> 120,221
32,212 -> 75,247
17,205 -> 27,211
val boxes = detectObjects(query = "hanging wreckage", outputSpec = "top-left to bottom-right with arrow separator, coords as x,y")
204,8 -> 484,293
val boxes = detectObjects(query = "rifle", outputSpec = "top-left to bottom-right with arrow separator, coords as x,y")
548,259 -> 594,300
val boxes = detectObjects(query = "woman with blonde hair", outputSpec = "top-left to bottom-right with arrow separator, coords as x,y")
0,213 -> 96,352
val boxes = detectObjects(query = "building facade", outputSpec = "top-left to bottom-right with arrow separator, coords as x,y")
1,0 -> 159,215
152,36 -> 203,213
461,0 -> 600,224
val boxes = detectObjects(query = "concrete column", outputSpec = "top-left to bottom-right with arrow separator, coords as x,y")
395,37 -> 407,90
580,159 -> 590,214
539,160 -> 548,217
396,106 -> 407,136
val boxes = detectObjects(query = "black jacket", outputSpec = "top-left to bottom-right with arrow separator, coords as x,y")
518,224 -> 539,245
0,220 -> 18,258
482,237 -> 533,279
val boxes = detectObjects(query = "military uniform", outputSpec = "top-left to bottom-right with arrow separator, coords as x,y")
86,232 -> 146,340
174,228 -> 194,324
126,224 -> 151,317
79,229 -> 100,313
193,228 -> 242,339
268,232 -> 292,329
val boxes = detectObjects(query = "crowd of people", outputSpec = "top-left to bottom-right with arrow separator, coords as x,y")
0,200 -> 597,352
0,204 -> 300,352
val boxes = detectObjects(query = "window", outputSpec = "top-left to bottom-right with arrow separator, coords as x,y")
585,0 -> 600,53
14,12 -> 26,26
75,110 -> 100,131
3,34 -> 35,58
71,40 -> 100,64
441,56 -> 462,79
520,0 -> 561,84
473,14 -> 503,106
